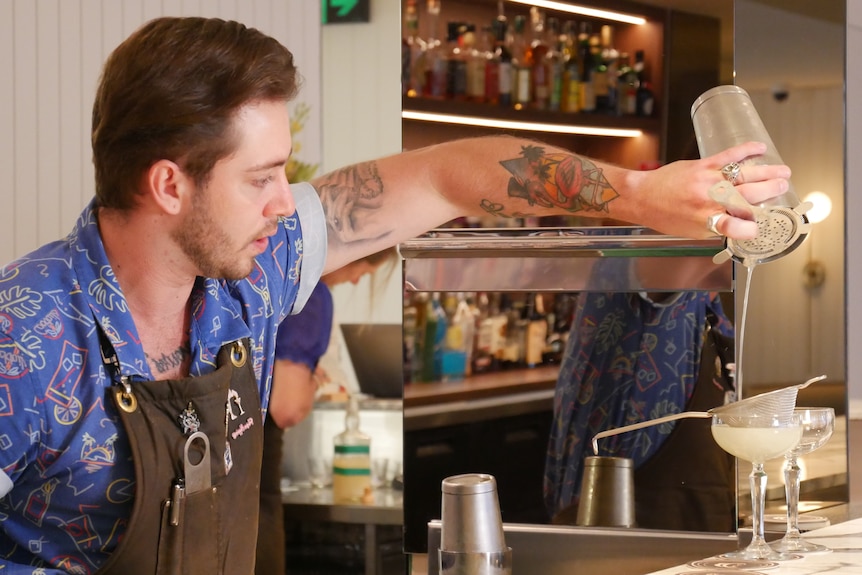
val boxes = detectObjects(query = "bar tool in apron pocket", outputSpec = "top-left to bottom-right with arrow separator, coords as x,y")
183,431 -> 212,494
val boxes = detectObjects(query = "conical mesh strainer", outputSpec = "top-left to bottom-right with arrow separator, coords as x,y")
591,375 -> 826,455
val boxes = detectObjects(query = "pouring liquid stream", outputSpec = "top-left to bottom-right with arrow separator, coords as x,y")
736,263 -> 756,394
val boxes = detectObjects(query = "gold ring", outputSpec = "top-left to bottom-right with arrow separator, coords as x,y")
707,212 -> 725,236
720,162 -> 741,184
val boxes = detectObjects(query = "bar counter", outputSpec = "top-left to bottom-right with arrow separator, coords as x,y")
644,512 -> 862,574
403,365 -> 558,408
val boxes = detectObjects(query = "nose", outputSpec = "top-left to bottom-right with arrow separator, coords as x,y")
267,173 -> 296,219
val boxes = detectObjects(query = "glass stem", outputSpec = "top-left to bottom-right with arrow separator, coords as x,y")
784,456 -> 802,539
750,462 -> 768,547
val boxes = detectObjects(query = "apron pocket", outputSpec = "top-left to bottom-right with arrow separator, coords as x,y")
157,488 -> 220,575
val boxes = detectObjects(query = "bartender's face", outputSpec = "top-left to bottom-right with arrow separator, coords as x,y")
173,100 -> 295,280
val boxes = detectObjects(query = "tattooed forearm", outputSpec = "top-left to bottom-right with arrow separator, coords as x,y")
315,162 -> 389,245
497,145 -> 619,214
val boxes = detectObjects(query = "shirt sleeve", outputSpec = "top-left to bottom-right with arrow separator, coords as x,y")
274,281 -> 334,370
291,182 -> 328,315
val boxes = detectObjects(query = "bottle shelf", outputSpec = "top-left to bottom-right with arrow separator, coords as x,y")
402,95 -> 661,135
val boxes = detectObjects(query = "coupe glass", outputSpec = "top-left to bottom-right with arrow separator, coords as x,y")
771,407 -> 835,553
711,412 -> 802,561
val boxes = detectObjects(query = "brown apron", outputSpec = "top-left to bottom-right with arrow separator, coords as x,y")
633,314 -> 736,532
96,339 -> 263,575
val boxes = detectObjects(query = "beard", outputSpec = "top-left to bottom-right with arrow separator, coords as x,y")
171,186 -> 257,281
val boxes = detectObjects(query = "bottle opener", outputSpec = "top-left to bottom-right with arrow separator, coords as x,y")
183,430 -> 212,494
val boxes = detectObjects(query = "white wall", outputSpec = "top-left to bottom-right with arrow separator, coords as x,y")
732,87 -> 845,390
0,0 -> 321,266
321,0 -> 404,325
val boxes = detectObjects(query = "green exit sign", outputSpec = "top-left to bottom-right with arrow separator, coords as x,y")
322,0 -> 370,24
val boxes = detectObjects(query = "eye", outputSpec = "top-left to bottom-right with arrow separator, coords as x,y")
254,175 -> 275,187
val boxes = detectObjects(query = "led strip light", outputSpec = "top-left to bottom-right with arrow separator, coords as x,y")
507,0 -> 647,26
401,110 -> 643,138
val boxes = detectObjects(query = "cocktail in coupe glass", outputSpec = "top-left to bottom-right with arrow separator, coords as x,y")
771,407 -> 835,554
711,412 -> 803,561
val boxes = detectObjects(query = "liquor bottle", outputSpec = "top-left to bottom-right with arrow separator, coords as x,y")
545,17 -> 564,112
404,0 -> 429,97
588,29 -> 605,112
617,52 -> 638,115
402,0 -> 417,96
494,16 -> 513,107
405,292 -> 429,383
528,7 -> 550,110
473,292 -> 507,374
482,24 -> 500,104
444,21 -> 468,100
425,0 -> 447,99
420,292 -> 447,381
524,293 -> 549,368
560,20 -> 581,113
511,14 -> 532,109
440,293 -> 471,381
465,24 -> 487,103
600,25 -> 620,114
577,22 -> 595,113
634,50 -> 655,117
332,395 -> 372,503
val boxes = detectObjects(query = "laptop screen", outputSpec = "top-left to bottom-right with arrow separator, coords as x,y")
339,323 -> 404,398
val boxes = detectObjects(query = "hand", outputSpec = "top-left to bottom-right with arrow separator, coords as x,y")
631,141 -> 791,240
313,366 -> 331,388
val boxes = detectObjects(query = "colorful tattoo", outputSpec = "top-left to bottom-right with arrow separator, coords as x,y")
316,162 -> 388,245
496,145 -> 618,214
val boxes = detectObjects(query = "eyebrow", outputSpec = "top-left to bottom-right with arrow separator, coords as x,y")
246,158 -> 288,173
246,146 -> 293,173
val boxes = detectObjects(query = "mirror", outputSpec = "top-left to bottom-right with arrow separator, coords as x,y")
733,0 -> 847,523
400,0 -> 848,553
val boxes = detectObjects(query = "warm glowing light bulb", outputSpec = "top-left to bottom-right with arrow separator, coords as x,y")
803,191 -> 832,224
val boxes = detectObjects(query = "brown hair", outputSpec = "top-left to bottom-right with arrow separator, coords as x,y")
91,17 -> 300,209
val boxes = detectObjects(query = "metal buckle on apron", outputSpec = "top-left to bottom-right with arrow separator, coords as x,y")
114,376 -> 138,413
230,340 -> 247,367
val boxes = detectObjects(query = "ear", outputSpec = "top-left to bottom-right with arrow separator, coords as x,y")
145,159 -> 191,215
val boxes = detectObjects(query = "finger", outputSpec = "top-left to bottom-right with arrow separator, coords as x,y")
733,163 -> 792,186
721,216 -> 758,240
706,141 -> 769,167
736,177 -> 791,206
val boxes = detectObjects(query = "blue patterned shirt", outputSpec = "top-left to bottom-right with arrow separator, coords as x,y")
543,290 -> 734,519
0,183 -> 326,573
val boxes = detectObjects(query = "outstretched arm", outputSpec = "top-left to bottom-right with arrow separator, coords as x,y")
311,136 -> 790,274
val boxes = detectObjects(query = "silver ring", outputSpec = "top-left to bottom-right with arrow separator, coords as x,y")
707,212 -> 725,236
720,162 -> 741,184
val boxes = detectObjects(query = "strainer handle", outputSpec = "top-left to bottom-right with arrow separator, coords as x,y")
708,181 -> 763,220
591,411 -> 712,455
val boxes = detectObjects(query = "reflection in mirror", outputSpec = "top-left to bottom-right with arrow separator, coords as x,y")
400,0 -> 848,555
733,0 -> 847,526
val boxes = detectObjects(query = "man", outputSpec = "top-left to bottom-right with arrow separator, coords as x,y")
0,16 -> 789,574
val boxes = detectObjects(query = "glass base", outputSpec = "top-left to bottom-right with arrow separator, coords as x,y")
720,539 -> 800,562
770,536 -> 832,554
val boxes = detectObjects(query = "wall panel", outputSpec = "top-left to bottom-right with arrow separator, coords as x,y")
0,0 -> 321,265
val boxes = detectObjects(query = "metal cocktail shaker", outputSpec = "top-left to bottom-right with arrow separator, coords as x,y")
576,456 -> 636,528
438,473 -> 512,575
691,85 -> 812,266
